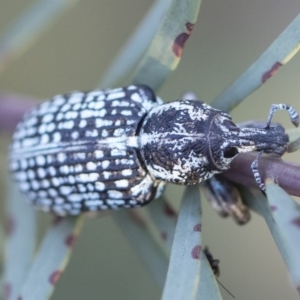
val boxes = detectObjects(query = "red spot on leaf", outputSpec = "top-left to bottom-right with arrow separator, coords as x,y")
161,231 -> 167,241
65,234 -> 76,247
270,205 -> 277,212
164,203 -> 176,217
191,245 -> 201,259
5,215 -> 15,236
291,217 -> 300,228
4,283 -> 11,300
49,270 -> 62,285
261,62 -> 282,83
172,22 -> 195,57
193,223 -> 202,232
172,33 -> 190,57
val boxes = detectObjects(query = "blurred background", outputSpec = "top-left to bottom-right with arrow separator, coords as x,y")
1,0 -> 300,299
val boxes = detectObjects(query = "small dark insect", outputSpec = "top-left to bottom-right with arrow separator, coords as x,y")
204,246 -> 220,277
204,247 -> 235,298
9,85 -> 299,215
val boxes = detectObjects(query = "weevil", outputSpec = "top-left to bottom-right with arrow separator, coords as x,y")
9,85 -> 299,216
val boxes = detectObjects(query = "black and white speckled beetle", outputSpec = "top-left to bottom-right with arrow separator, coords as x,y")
9,85 -> 299,216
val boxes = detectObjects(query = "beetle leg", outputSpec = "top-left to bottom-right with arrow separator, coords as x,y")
251,150 -> 265,192
266,104 -> 299,128
202,176 -> 251,225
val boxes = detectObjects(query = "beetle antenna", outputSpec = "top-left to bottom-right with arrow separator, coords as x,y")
251,150 -> 265,192
265,104 -> 299,129
216,278 -> 236,299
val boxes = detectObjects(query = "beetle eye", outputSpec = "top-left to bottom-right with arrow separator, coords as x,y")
224,146 -> 238,158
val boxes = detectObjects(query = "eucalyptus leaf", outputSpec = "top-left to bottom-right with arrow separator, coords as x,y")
4,179 -> 36,300
113,210 -> 168,288
265,181 -> 300,292
19,216 -> 83,300
99,0 -> 172,88
131,0 -> 202,91
197,254 -> 223,300
162,186 -> 202,300
146,196 -> 177,254
240,186 -> 300,295
211,13 -> 300,112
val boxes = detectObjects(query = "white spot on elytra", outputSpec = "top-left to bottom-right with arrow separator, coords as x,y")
38,124 -> 47,134
94,150 -> 104,159
40,134 -> 50,144
57,152 -> 67,162
99,172 -> 109,180
102,160 -> 110,169
65,111 -> 78,119
121,110 -> 132,116
95,182 -> 105,191
77,173 -> 98,182
115,179 -> 129,188
61,103 -> 71,112
42,114 -> 54,123
20,182 -> 30,191
53,132 -> 61,143
20,159 -> 28,170
60,165 -> 69,174
107,91 -> 125,100
114,128 -> 124,136
27,170 -> 35,179
37,168 -> 46,178
95,118 -> 113,127
75,164 -> 83,172
68,93 -> 83,104
111,149 -> 126,156
122,169 -> 132,176
101,129 -> 108,137
60,186 -> 73,195
81,110 -> 94,118
52,95 -> 65,106
86,161 -> 97,171
85,130 -> 98,137
56,113 -> 64,121
48,166 -> 56,176
69,194 -> 82,202
41,179 -> 50,188
72,103 -> 81,111
31,180 -> 40,190
72,131 -> 79,139
108,190 -> 123,199
76,153 -> 86,160
36,155 -> 46,166
131,93 -> 142,102
63,120 -> 74,129
79,120 -> 87,128
94,101 -> 104,109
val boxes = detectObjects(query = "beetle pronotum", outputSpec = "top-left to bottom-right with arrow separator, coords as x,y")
9,85 -> 299,216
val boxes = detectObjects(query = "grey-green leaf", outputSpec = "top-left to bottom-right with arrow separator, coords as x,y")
211,13 -> 300,112
19,216 -> 83,300
162,186 -> 202,300
4,179 -> 37,300
99,0 -> 172,89
131,0 -> 202,91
